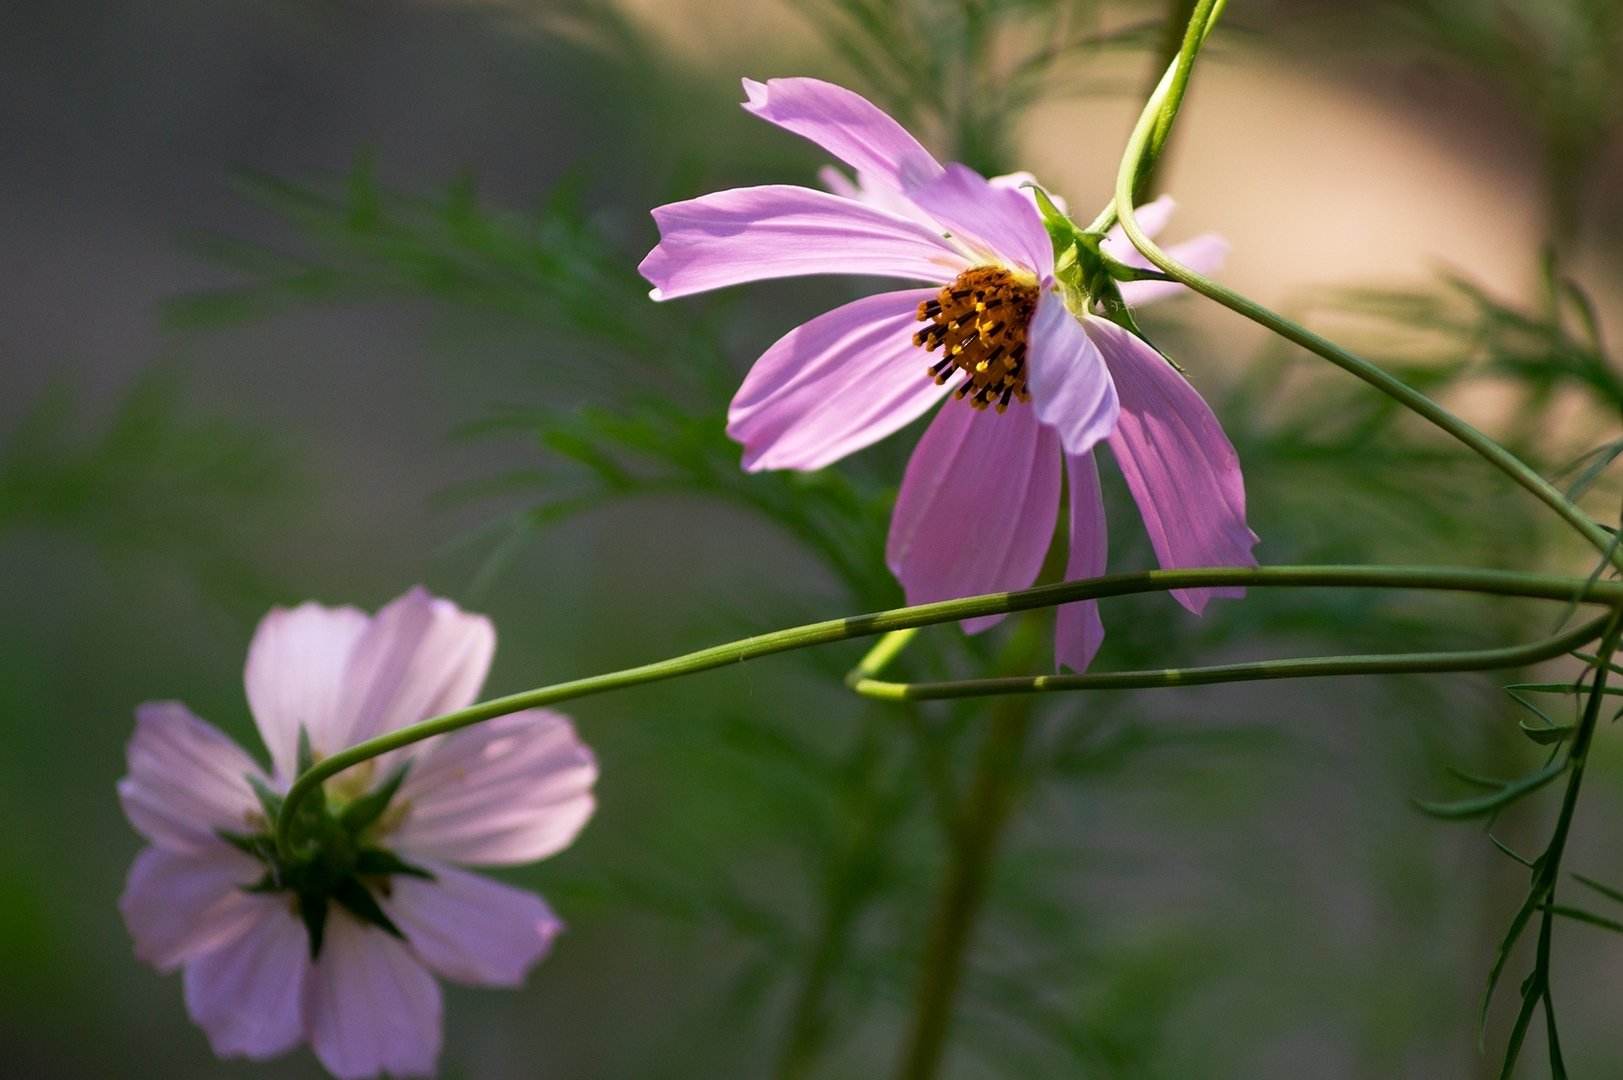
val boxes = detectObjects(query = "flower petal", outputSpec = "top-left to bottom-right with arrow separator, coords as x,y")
1057,450 -> 1109,673
182,898 -> 309,1061
121,845 -> 268,971
1025,293 -> 1120,457
244,602 -> 370,781
305,913 -> 442,1080
743,77 -> 943,192
333,588 -> 494,752
727,288 -> 951,471
118,701 -> 266,852
1089,317 -> 1258,614
886,401 -> 1061,634
640,186 -> 966,300
1115,234 -> 1231,307
392,709 -> 597,867
902,163 -> 1053,276
385,862 -> 563,988
1100,194 -> 1176,260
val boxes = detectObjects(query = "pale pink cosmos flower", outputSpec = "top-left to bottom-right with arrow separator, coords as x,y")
118,587 -> 597,1079
639,77 -> 1258,671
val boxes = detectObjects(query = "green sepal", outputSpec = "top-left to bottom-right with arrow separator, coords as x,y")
246,774 -> 284,822
294,727 -> 326,816
216,828 -> 275,861
241,869 -> 285,895
354,848 -> 436,881
333,878 -> 406,941
300,893 -> 329,960
339,764 -> 411,834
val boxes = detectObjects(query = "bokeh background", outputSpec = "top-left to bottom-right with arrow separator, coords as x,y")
4,1 -> 1623,1077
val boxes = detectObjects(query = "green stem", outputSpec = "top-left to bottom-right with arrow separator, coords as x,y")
1109,33 -> 1617,566
276,564 -> 1619,856
851,616 -> 1608,700
891,622 -> 1044,1080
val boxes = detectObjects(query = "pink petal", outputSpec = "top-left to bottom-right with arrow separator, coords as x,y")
244,602 -> 370,781
1025,293 -> 1120,457
182,898 -> 309,1061
121,844 -> 268,971
727,288 -> 951,471
1089,317 -> 1258,614
640,186 -> 967,301
118,701 -> 267,853
333,588 -> 494,753
305,913 -> 442,1080
742,77 -> 943,192
385,862 -> 563,988
391,709 -> 597,867
1057,450 -> 1109,673
1115,234 -> 1231,307
885,401 -> 1061,634
901,163 -> 1053,276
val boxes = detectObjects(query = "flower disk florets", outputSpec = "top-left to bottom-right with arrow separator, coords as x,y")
914,266 -> 1038,413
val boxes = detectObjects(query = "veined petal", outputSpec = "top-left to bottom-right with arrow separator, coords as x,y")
902,163 -> 1053,276
182,898 -> 309,1061
244,601 -> 369,781
305,914 -> 442,1080
1025,293 -> 1120,457
1115,234 -> 1231,307
120,845 -> 267,971
333,588 -> 494,752
886,402 -> 1061,634
1057,450 -> 1108,673
743,77 -> 943,192
392,709 -> 597,867
640,186 -> 965,300
728,288 -> 950,472
118,701 -> 266,852
1089,317 -> 1258,614
385,863 -> 563,988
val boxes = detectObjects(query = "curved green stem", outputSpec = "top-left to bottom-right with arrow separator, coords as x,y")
1110,36 -> 1617,565
276,564 -> 1620,856
850,615 -> 1609,701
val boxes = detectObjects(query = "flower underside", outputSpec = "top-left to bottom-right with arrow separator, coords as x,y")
913,266 -> 1038,413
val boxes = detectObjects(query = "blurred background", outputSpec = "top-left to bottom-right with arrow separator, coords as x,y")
3,0 -> 1623,1077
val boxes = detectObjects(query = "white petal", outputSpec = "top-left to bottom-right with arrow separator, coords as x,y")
120,844 -> 267,971
244,602 -> 370,781
386,862 -> 563,987
182,898 -> 309,1061
305,913 -> 442,1080
119,701 -> 267,853
391,709 -> 597,866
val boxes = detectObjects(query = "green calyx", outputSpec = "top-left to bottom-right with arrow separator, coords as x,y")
1027,184 -> 1180,368
221,756 -> 432,960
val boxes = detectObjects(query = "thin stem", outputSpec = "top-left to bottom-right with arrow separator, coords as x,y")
851,616 -> 1608,700
892,621 -> 1044,1080
1110,39 -> 1618,565
276,564 -> 1621,856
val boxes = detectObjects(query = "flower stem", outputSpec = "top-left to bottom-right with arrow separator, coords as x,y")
275,564 -> 1619,857
891,620 -> 1044,1080
1110,22 -> 1617,566
850,615 -> 1609,700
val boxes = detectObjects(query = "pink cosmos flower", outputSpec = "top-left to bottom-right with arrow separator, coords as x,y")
639,77 -> 1258,670
118,588 -> 598,1079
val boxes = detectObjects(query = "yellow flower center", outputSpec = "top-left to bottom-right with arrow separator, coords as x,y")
912,266 -> 1038,412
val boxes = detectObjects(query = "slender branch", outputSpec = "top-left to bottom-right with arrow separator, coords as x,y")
851,616 -> 1609,700
276,564 -> 1621,856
